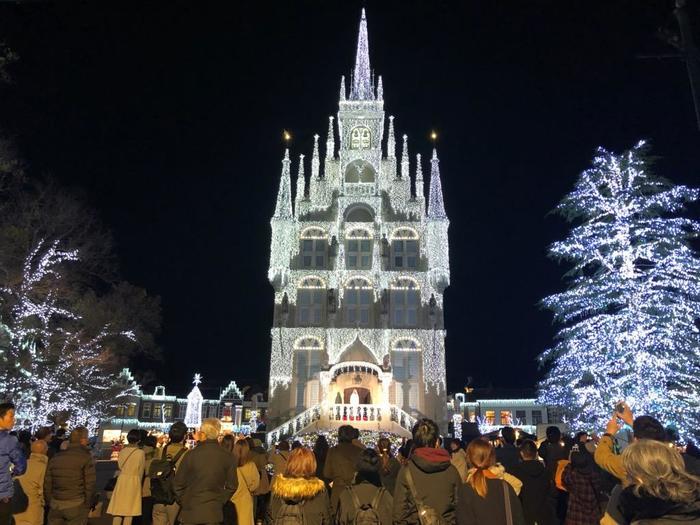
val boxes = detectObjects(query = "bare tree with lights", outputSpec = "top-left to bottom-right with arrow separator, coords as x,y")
538,141 -> 700,440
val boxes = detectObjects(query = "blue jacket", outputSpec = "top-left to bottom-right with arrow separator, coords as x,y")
0,430 -> 27,498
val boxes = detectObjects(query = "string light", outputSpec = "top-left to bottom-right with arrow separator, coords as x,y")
538,141 -> 700,441
266,9 -> 450,433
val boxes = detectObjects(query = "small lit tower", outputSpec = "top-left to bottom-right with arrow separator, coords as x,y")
184,373 -> 204,429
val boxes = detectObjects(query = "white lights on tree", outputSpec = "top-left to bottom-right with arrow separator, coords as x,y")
185,373 -> 204,429
538,141 -> 700,441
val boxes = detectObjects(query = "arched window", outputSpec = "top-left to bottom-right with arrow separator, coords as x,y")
300,228 -> 327,269
294,337 -> 323,350
390,278 -> 420,327
392,338 -> 420,352
344,277 -> 373,327
391,228 -> 419,269
391,351 -> 421,410
345,229 -> 372,269
297,277 -> 325,326
293,341 -> 322,409
350,126 -> 371,150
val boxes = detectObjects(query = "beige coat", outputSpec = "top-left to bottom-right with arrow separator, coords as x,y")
231,461 -> 260,525
107,446 -> 146,516
14,453 -> 48,525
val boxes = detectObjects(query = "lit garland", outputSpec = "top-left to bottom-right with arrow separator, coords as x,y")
538,141 -> 700,441
452,414 -> 463,440
267,9 -> 450,430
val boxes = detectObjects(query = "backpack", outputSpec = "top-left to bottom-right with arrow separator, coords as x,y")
149,445 -> 187,505
349,486 -> 385,525
404,467 -> 447,525
273,500 -> 305,525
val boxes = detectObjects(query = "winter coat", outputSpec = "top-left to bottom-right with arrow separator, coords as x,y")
539,439 -> 568,478
496,444 -> 521,473
392,447 -> 462,525
457,477 -> 526,525
173,439 -> 238,525
267,474 -> 331,525
562,464 -> 602,525
450,449 -> 468,482
618,486 -> 700,524
44,443 -> 95,508
0,430 -> 27,498
249,446 -> 270,496
336,480 -> 393,525
379,456 -> 401,495
14,453 -> 48,525
510,459 -> 558,525
231,461 -> 260,525
270,450 -> 289,479
107,445 -> 146,516
322,442 -> 362,510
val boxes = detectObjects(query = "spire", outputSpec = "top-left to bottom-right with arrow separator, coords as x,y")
350,9 -> 373,101
377,75 -> 383,101
400,134 -> 409,179
428,148 -> 447,219
312,134 -> 320,179
387,116 -> 396,158
326,116 -> 335,160
415,153 -> 424,201
295,154 -> 306,213
339,75 -> 346,101
274,149 -> 293,218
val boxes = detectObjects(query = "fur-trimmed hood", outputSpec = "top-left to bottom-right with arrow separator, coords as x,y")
271,474 -> 326,501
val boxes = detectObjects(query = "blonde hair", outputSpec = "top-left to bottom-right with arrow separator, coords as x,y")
466,439 -> 496,498
622,439 -> 700,504
200,418 -> 221,440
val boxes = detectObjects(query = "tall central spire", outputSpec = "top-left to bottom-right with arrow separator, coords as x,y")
350,9 -> 373,101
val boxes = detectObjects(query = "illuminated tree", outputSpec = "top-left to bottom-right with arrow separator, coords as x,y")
538,141 -> 700,440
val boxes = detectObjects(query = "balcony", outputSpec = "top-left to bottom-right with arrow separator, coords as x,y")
344,182 -> 376,197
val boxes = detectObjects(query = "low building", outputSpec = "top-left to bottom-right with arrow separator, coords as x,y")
98,369 -> 267,446
446,390 -> 566,439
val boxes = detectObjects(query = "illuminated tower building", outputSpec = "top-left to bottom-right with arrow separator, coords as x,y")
266,10 -> 450,442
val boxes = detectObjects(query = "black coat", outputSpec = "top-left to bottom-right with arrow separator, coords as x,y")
495,444 -> 520,473
336,481 -> 393,525
392,448 -> 461,525
267,474 -> 331,525
509,460 -> 558,525
173,440 -> 238,525
618,486 -> 700,524
457,478 -> 526,525
322,442 -> 362,510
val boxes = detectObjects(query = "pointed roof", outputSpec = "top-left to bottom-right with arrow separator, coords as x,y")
273,149 -> 293,219
350,9 -> 373,101
428,148 -> 447,219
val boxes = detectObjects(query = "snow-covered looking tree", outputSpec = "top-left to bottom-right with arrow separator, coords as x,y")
538,141 -> 700,441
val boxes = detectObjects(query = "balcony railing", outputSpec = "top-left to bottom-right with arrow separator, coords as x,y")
344,182 -> 376,197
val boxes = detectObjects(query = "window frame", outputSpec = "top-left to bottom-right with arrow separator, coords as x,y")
344,278 -> 373,327
345,229 -> 373,269
297,277 -> 325,326
390,278 -> 420,327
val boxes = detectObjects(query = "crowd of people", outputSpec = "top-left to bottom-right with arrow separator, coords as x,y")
2,400 -> 700,525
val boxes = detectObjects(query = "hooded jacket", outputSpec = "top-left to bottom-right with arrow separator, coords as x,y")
323,441 -> 362,511
510,460 -> 558,525
618,486 -> 700,524
336,480 -> 393,525
392,447 -> 462,525
268,474 -> 331,525
0,430 -> 26,498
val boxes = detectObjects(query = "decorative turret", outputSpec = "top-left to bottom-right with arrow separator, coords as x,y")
415,152 -> 424,203
340,75 -> 346,101
349,9 -> 373,101
387,116 -> 396,159
377,75 -> 383,101
428,148 -> 447,219
273,149 -> 293,219
311,134 -> 320,179
326,116 -> 335,160
400,134 -> 409,180
295,154 -> 306,215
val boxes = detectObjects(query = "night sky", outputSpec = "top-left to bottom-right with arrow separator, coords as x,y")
1,1 -> 699,397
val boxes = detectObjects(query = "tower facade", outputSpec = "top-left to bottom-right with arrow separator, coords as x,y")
266,10 -> 450,442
